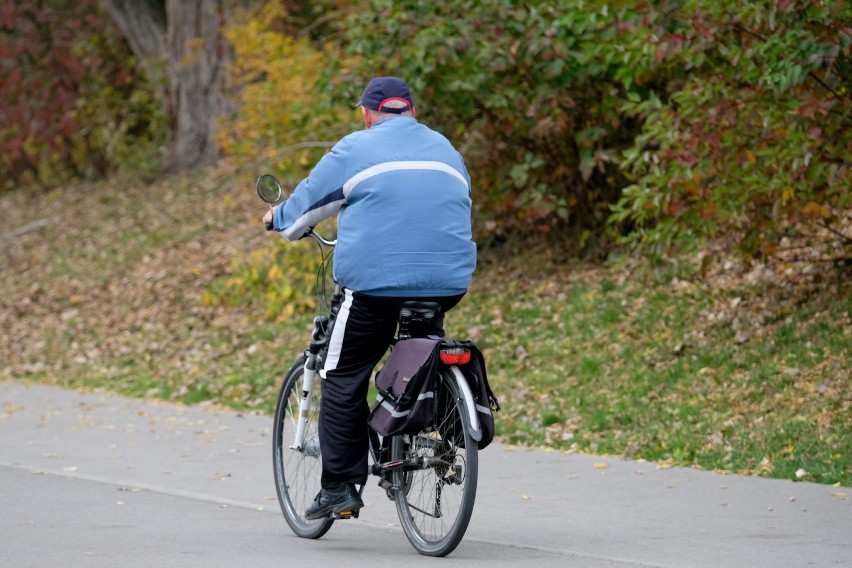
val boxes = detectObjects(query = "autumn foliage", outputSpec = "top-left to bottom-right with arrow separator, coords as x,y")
341,0 -> 850,258
2,0 -> 849,262
612,0 -> 851,259
216,2 -> 359,179
0,0 -> 162,189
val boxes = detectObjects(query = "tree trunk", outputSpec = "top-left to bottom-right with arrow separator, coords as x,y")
165,0 -> 234,169
101,0 -> 242,170
100,0 -> 167,80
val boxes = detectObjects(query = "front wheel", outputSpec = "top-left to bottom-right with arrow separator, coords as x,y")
391,369 -> 478,556
272,356 -> 333,539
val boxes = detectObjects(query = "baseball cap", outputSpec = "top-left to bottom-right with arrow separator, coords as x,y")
355,76 -> 414,114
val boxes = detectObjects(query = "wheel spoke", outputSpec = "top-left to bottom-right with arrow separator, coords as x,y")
392,371 -> 478,556
272,358 -> 334,539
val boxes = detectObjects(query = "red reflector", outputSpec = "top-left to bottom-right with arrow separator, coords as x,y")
440,348 -> 471,365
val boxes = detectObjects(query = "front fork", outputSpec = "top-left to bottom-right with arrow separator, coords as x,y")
290,352 -> 319,453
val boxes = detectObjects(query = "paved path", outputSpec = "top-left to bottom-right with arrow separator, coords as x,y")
1,380 -> 849,567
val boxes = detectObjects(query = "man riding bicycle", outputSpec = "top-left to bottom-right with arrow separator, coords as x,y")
262,76 -> 476,520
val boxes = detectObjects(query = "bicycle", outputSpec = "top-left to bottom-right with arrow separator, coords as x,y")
257,174 -> 488,557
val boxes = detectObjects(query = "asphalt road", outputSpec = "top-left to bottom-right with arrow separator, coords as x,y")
1,381 -> 849,567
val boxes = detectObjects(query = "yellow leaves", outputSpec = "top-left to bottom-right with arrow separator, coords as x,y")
801,201 -> 831,218
178,37 -> 206,68
266,264 -> 281,282
201,290 -> 216,306
781,187 -> 796,206
217,2 -> 358,172
205,238 -> 324,322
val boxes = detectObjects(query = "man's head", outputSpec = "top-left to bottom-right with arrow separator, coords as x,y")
356,76 -> 415,128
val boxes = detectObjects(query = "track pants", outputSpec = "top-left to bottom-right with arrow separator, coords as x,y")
318,288 -> 464,490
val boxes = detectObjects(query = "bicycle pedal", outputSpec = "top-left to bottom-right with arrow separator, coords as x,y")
333,509 -> 359,520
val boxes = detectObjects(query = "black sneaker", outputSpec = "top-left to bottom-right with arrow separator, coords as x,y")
305,485 -> 364,520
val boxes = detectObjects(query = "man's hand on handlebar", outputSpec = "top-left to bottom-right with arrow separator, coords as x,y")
263,208 -> 275,231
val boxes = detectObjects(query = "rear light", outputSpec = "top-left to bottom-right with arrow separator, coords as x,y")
439,348 -> 471,365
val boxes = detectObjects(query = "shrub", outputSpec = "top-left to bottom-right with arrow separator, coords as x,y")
342,0 -> 661,248
611,0 -> 851,260
203,238 -> 329,321
0,0 -> 163,190
217,2 -> 360,179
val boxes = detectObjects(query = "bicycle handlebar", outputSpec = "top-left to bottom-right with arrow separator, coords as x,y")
307,228 -> 336,247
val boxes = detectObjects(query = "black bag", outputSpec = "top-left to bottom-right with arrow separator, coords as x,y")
368,337 -> 442,437
464,342 -> 500,449
368,337 -> 500,449
445,340 -> 500,449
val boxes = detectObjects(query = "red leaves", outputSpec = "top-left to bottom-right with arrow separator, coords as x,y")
0,4 -> 14,29
655,33 -> 686,63
0,0 -> 144,186
669,200 -> 687,216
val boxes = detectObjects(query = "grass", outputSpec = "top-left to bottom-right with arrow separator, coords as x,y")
446,253 -> 850,485
1,166 -> 849,486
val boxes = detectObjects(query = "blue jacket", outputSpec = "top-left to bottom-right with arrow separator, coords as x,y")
272,116 -> 476,296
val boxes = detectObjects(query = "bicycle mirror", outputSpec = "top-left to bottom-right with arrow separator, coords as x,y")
256,174 -> 283,204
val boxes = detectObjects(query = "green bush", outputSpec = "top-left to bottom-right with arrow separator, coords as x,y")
340,0 -> 849,259
612,0 -> 851,259
343,0 -> 658,248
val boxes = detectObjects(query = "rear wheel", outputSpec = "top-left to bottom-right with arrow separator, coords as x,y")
272,356 -> 333,539
391,370 -> 478,556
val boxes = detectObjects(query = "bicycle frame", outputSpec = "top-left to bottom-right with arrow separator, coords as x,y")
286,283 -> 483,477
287,227 -> 341,453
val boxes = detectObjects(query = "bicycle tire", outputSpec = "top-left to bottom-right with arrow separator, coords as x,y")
391,368 -> 478,556
272,356 -> 334,539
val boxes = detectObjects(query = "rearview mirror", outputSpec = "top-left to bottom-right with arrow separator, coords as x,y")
256,174 -> 283,204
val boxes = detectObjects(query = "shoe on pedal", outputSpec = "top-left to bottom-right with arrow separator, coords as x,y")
305,485 -> 364,520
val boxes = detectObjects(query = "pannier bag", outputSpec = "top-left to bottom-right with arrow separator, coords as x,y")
455,339 -> 499,449
368,337 -> 500,449
369,337 -> 441,437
